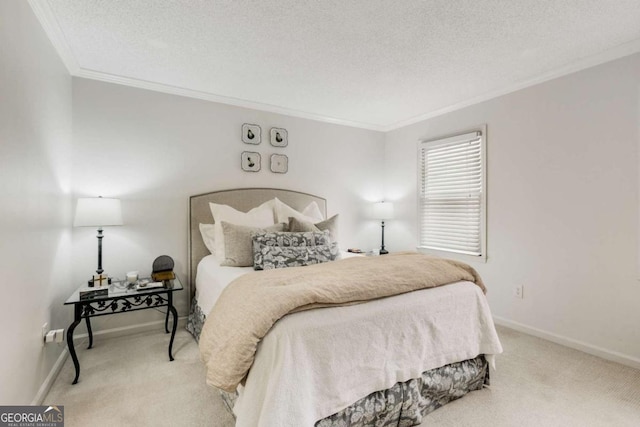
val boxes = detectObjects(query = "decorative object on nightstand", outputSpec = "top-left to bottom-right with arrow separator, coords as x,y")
73,197 -> 123,286
78,287 -> 108,300
372,201 -> 394,255
126,271 -> 138,285
152,255 -> 176,281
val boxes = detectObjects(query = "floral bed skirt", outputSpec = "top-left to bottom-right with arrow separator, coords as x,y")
187,297 -> 490,427
315,355 -> 488,427
186,296 -> 206,342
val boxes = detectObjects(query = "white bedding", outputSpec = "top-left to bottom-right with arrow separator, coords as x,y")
195,256 -> 503,427
195,255 -> 252,315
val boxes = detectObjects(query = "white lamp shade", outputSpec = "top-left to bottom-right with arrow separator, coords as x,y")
74,197 -> 123,227
372,201 -> 394,220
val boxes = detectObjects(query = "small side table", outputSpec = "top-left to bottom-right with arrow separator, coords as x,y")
64,276 -> 183,384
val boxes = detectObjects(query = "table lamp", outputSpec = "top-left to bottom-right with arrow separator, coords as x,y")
372,201 -> 394,255
74,197 -> 123,286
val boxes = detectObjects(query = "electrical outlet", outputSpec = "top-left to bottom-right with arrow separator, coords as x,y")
514,285 -> 524,299
55,329 -> 65,344
42,322 -> 48,345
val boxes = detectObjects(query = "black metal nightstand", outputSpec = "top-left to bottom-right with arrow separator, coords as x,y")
64,276 -> 183,384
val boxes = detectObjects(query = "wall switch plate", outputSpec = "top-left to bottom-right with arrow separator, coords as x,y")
514,285 -> 524,299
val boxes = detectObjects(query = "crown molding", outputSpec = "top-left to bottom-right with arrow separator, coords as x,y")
74,68 -> 386,131
384,38 -> 640,131
29,0 -> 80,74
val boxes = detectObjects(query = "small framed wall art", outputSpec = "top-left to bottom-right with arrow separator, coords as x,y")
241,151 -> 261,172
242,123 -> 261,144
270,154 -> 288,174
270,127 -> 288,147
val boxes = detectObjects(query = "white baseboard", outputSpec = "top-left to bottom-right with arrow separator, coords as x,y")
32,316 -> 189,404
493,316 -> 640,370
31,348 -> 68,406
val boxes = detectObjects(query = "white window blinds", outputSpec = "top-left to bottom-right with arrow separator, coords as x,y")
418,130 -> 485,257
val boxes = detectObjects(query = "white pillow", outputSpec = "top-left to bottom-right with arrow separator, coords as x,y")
302,201 -> 324,222
209,200 -> 276,258
274,198 -> 324,223
199,223 -> 217,255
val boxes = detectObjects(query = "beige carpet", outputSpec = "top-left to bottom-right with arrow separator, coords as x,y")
45,328 -> 234,427
45,325 -> 640,426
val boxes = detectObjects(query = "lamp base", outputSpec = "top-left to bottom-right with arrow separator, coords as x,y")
88,273 -> 112,287
379,249 -> 389,255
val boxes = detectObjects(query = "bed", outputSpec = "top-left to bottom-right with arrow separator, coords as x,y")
187,188 -> 503,427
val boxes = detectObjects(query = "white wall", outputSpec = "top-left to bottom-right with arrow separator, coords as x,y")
385,53 -> 640,362
71,78 -> 385,330
0,1 -> 73,404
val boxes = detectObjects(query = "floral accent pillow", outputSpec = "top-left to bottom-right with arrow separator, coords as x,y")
252,231 -> 338,270
254,231 -> 331,247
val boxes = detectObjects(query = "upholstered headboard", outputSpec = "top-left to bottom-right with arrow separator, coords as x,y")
188,188 -> 327,298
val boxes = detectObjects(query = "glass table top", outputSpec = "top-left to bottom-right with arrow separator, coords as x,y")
65,276 -> 183,304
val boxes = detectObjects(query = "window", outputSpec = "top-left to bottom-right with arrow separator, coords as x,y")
418,129 -> 486,259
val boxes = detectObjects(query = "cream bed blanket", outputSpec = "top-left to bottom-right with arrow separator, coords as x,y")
233,281 -> 501,426
199,252 -> 487,392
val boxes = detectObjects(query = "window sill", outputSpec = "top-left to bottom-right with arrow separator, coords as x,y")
417,247 -> 487,264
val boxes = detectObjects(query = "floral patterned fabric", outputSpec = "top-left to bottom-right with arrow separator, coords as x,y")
316,355 -> 489,427
217,355 -> 488,427
252,231 -> 338,270
220,389 -> 238,417
254,230 -> 332,247
186,296 -> 206,343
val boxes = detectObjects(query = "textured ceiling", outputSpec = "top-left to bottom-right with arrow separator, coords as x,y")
32,0 -> 640,130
